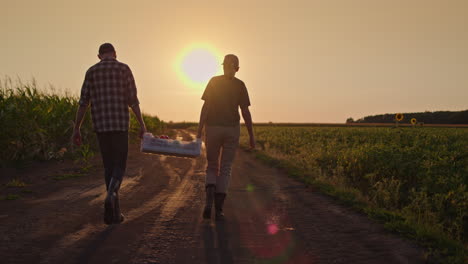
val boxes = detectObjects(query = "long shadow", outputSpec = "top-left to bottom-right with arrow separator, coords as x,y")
74,225 -> 116,264
203,222 -> 217,264
203,220 -> 234,264
215,221 -> 234,264
73,194 -> 175,264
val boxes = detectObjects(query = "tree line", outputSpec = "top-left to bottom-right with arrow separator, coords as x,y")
347,110 -> 468,124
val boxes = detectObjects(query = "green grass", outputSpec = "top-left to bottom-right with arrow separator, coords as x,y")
3,194 -> 21,200
6,178 -> 27,187
241,126 -> 467,263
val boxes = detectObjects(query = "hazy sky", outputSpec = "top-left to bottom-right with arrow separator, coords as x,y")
2,0 -> 467,123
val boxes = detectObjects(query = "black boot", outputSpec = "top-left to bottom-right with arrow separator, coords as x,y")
214,193 -> 226,221
203,184 -> 216,219
113,192 -> 125,224
104,177 -> 121,225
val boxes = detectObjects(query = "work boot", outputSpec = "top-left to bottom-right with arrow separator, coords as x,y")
104,193 -> 115,225
113,192 -> 125,224
104,177 -> 121,225
214,193 -> 226,221
203,184 -> 216,219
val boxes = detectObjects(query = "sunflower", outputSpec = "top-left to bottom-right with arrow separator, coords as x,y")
411,118 -> 417,125
395,113 -> 404,122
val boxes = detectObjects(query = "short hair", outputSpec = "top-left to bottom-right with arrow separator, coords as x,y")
222,54 -> 239,67
98,43 -> 115,55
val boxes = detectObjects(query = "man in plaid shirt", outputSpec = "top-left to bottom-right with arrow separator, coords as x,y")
72,43 -> 147,225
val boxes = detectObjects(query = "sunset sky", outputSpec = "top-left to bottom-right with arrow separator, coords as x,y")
2,0 -> 467,123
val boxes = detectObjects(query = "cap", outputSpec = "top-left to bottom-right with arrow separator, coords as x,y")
98,43 -> 115,55
222,54 -> 239,67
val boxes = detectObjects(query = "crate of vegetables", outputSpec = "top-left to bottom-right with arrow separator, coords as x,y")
141,133 -> 202,158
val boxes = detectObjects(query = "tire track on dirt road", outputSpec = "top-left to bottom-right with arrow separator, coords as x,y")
130,132 -> 207,264
64,131 -> 206,264
39,155 -> 175,264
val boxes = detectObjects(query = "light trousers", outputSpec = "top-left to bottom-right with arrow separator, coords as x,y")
205,125 -> 240,193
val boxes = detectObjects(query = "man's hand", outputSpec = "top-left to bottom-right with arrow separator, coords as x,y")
72,129 -> 82,146
197,102 -> 208,139
139,125 -> 147,139
240,105 -> 255,150
72,105 -> 88,147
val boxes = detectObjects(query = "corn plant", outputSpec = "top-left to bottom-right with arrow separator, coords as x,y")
0,77 -> 166,167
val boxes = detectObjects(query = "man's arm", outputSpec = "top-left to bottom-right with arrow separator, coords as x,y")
240,105 -> 255,149
72,105 -> 88,146
130,104 -> 147,139
73,69 -> 92,146
124,65 -> 146,138
197,101 -> 209,139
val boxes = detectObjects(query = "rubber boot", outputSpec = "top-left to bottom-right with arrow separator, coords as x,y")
104,177 -> 121,225
214,193 -> 226,221
113,192 -> 125,224
203,184 -> 216,219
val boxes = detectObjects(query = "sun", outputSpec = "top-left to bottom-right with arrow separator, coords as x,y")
175,43 -> 223,90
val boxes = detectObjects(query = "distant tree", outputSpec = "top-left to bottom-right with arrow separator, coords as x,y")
355,110 -> 468,124
346,117 -> 354,123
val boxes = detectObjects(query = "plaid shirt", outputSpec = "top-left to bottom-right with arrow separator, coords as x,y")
79,58 -> 140,132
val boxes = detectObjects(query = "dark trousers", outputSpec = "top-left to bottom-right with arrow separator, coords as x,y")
96,131 -> 128,190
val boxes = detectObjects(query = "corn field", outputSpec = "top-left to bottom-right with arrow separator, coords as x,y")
0,78 -> 166,167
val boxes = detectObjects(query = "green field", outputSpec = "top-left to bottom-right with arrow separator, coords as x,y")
0,78 -> 166,167
241,126 -> 467,262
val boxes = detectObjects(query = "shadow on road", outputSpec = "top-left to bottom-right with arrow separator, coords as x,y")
203,221 -> 234,264
75,225 -> 116,264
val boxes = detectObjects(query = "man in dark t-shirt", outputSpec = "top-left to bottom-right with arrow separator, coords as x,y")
197,54 -> 255,221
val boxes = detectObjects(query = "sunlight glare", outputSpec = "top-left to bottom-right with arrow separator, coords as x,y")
175,44 -> 222,90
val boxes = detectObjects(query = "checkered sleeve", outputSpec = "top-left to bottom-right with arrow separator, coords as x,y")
78,69 -> 92,107
125,65 -> 140,107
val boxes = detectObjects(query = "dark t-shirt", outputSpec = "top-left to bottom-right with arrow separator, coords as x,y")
201,75 -> 251,126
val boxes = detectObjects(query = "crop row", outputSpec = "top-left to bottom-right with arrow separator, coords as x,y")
240,126 -> 467,246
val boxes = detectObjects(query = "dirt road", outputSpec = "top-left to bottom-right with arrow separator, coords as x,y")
0,131 -> 425,264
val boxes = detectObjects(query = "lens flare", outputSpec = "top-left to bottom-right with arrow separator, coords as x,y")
175,43 -> 223,90
267,223 -> 279,235
239,207 -> 297,262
